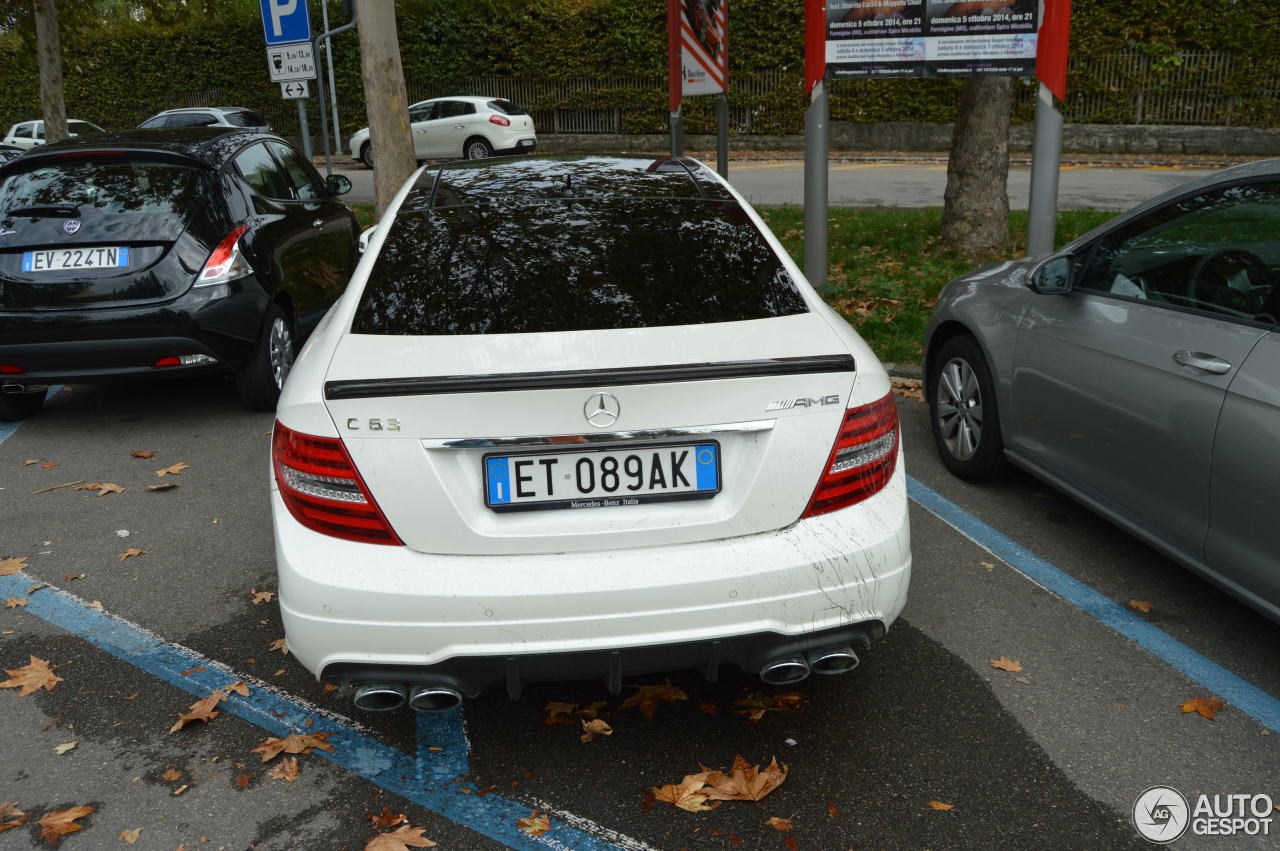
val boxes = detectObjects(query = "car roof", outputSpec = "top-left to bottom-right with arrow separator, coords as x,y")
411,96 -> 504,107
0,127 -> 283,171
155,107 -> 258,115
405,154 -> 735,211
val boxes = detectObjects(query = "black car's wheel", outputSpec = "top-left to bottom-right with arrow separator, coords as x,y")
463,137 -> 493,160
928,334 -> 1011,482
0,388 -> 47,421
236,305 -> 295,412
360,142 -> 374,170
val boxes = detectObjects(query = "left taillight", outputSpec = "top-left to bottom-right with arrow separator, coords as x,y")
272,422 -> 403,546
195,224 -> 250,286
802,392 -> 900,518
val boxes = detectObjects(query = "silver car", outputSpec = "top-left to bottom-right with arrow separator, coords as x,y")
923,158 -> 1280,624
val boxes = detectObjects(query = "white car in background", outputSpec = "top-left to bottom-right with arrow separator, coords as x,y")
349,96 -> 536,168
3,119 -> 105,149
271,154 -> 910,712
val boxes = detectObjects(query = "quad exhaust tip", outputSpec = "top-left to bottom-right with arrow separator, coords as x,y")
352,682 -> 408,712
807,644 -> 860,675
759,655 -> 811,686
408,684 -> 463,712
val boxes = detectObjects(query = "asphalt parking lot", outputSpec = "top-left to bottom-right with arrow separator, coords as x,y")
2,378 -> 1278,850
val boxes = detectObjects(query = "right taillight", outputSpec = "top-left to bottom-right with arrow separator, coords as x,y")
272,422 -> 402,545
488,114 -> 511,126
802,392 -> 900,518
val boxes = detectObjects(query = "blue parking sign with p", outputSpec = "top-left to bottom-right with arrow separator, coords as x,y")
259,0 -> 311,45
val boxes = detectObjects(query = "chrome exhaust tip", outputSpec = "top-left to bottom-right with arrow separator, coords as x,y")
408,684 -> 463,712
351,682 -> 408,712
759,655 -> 811,686
807,644 -> 860,675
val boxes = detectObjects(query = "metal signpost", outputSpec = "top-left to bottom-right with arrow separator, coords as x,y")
259,0 -> 316,157
668,0 -> 731,179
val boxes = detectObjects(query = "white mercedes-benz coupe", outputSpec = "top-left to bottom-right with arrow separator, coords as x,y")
271,154 -> 911,712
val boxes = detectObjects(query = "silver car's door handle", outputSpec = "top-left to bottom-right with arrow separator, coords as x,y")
1173,350 -> 1232,374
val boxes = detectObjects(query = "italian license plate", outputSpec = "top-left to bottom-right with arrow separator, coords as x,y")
22,246 -> 129,272
484,442 -> 720,512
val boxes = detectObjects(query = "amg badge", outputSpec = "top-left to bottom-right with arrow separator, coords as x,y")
766,394 -> 840,411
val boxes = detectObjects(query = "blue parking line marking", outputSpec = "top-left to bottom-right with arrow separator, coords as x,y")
908,476 -> 1280,734
0,573 -> 637,850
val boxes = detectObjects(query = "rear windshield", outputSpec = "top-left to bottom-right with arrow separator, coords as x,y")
226,110 -> 269,127
352,199 -> 808,335
488,99 -> 528,117
0,158 -> 207,216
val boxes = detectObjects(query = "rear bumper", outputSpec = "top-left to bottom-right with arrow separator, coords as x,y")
495,138 -> 537,156
274,470 -> 911,697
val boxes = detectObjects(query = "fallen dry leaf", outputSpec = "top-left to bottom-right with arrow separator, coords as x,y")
168,681 -> 247,733
234,774 -> 253,789
118,548 -> 149,561
64,573 -> 83,582
367,808 -> 408,828
251,589 -> 275,605
363,824 -> 437,850
253,731 -> 335,762
766,816 -> 793,831
123,691 -> 140,700
23,459 -> 38,465
699,703 -> 717,715
41,461 -> 58,469
703,755 -> 788,802
827,802 -> 840,818
26,584 -> 48,594
580,718 -> 613,743
4,597 -> 27,608
53,741 -> 77,755
734,690 -> 805,722
147,483 -> 178,491
131,450 -> 154,459
267,756 -> 300,783
515,810 -> 553,837
989,656 -> 1023,673
544,701 -> 578,726
1181,696 -> 1225,720
0,655 -> 64,696
119,826 -> 142,844
180,667 -> 206,676
87,600 -> 104,611
75,482 -> 124,497
0,802 -> 28,832
155,462 -> 191,477
619,680 -> 687,719
0,556 -> 29,576
162,768 -> 183,782
652,772 -> 718,812
927,800 -> 956,811
891,377 -> 925,402
37,805 -> 94,847
1128,599 -> 1153,613
269,638 -> 289,655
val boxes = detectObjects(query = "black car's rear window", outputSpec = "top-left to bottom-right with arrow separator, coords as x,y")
351,199 -> 808,336
226,110 -> 269,127
0,158 -> 207,216
488,99 -> 528,117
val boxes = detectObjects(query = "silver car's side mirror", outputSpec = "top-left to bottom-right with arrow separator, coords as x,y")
1031,256 -> 1073,295
358,224 -> 378,254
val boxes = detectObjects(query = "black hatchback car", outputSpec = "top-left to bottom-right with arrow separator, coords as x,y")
0,127 -> 357,419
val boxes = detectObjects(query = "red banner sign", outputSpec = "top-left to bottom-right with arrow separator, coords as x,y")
670,0 -> 728,110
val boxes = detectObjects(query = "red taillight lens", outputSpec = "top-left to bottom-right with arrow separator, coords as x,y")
196,224 -> 250,285
153,356 -> 181,367
272,422 -> 402,545
488,114 -> 511,127
0,365 -> 23,374
802,392 -> 900,518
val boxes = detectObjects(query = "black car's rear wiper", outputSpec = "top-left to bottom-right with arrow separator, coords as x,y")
6,205 -> 81,219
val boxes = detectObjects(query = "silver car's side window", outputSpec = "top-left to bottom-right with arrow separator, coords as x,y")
1079,180 -> 1280,325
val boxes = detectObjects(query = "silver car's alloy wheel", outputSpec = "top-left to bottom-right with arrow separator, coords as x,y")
936,357 -> 983,461
269,316 -> 295,390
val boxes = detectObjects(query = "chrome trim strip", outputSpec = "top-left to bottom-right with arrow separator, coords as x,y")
421,419 -> 775,449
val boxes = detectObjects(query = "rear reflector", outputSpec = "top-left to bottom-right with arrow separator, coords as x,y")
488,114 -> 511,127
153,354 -> 217,367
272,422 -> 402,545
802,392 -> 900,518
0,365 -> 23,374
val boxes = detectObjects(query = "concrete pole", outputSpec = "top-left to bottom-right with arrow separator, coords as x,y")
804,80 -> 829,290
33,0 -> 67,143
716,93 -> 729,179
670,106 -> 683,158
1026,82 -> 1064,258
356,0 -> 417,216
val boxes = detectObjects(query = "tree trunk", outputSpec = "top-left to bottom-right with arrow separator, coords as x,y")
355,0 -> 417,217
33,0 -> 67,144
941,76 -> 1012,257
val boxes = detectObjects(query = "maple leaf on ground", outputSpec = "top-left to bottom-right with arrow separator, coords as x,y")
4,597 -> 27,608
0,802 -> 28,832
1128,599 -> 1153,613
0,556 -> 29,576
0,655 -> 64,696
37,805 -> 94,847
515,810 -> 553,837
367,808 -> 408,828
268,756 -> 300,782
119,826 -> 142,844
766,816 -> 793,831
118,548 -> 149,561
251,589 -> 275,605
927,800 -> 956,811
651,771 -> 718,812
253,731 -> 335,762
147,483 -> 178,491
580,718 -> 613,743
619,680 -> 688,719
75,482 -> 124,497
989,656 -> 1023,673
703,755 -> 788,802
168,681 -> 248,733
1181,696 -> 1225,720
131,450 -> 154,458
155,462 -> 191,477
891,377 -> 926,402
269,638 -> 289,655
363,824 -> 437,850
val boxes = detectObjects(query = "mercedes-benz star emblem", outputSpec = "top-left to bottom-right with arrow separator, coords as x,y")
62,219 -> 81,235
584,392 -> 620,428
